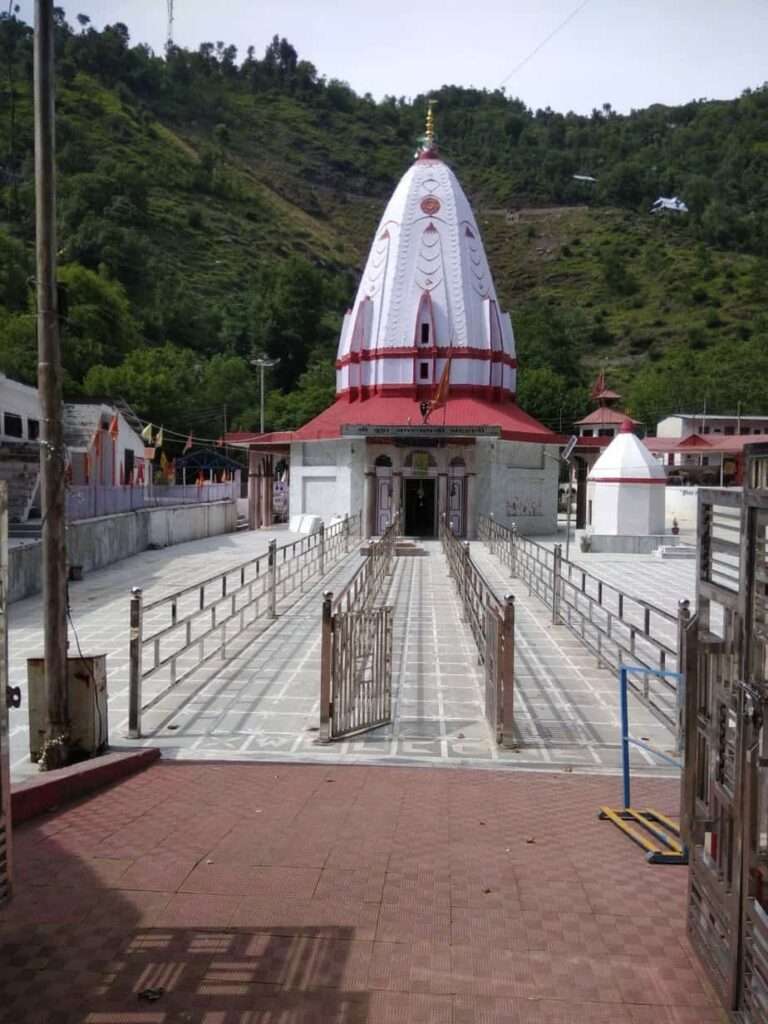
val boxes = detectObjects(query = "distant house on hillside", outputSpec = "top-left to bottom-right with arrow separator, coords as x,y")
650,196 -> 688,214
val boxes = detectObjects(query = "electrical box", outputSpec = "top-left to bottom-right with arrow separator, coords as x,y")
27,655 -> 108,762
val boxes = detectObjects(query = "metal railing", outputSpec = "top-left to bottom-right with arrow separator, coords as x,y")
128,513 -> 361,737
319,514 -> 399,741
478,513 -> 685,743
441,515 -> 515,745
66,482 -> 239,521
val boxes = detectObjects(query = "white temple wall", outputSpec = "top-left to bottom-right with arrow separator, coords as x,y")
587,481 -> 665,535
475,439 -> 558,535
288,438 -> 365,523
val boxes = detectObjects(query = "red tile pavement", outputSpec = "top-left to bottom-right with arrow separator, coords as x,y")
0,762 -> 726,1023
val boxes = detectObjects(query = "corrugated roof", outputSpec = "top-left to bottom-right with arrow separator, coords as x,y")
576,407 -> 640,426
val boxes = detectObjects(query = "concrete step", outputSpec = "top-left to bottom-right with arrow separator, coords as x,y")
359,537 -> 426,557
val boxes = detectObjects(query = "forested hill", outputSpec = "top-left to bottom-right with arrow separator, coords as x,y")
2,11 -> 768,440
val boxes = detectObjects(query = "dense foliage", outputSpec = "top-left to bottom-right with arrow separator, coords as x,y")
2,10 -> 768,440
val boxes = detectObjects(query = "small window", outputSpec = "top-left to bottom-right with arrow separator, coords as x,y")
724,426 -> 734,436
27,419 -> 40,441
4,412 -> 23,438
419,362 -> 430,380
582,429 -> 593,437
420,323 -> 430,345
702,426 -> 710,434
598,428 -> 613,437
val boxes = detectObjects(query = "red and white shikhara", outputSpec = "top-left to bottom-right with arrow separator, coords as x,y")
228,108 -> 562,538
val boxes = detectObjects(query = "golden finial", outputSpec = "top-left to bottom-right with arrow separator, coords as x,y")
425,99 -> 437,149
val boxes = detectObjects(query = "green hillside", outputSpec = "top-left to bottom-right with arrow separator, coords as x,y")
2,12 -> 768,440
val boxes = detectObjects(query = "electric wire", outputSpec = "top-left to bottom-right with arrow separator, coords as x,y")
498,0 -> 593,89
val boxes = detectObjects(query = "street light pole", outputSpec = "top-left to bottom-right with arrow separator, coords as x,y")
250,356 -> 279,434
34,0 -> 70,768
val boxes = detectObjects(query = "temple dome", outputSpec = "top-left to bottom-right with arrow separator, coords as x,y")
589,430 -> 666,483
335,152 -> 516,401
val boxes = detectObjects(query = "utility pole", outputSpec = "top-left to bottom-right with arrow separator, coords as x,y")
34,0 -> 69,768
250,355 -> 279,434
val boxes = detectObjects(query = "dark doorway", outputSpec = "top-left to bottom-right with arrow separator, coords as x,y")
404,478 -> 436,536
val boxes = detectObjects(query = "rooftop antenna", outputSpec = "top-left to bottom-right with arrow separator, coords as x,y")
166,0 -> 174,48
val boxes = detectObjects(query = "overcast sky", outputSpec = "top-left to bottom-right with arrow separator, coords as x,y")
13,0 -> 768,114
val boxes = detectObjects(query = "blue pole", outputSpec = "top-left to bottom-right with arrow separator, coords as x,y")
620,667 -> 631,809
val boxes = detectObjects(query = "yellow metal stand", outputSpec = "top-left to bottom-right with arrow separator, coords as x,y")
599,806 -> 688,864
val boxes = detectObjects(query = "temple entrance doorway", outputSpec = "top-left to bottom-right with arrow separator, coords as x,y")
404,478 -> 436,537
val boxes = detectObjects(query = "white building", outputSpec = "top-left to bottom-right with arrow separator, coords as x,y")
657,412 -> 768,440
231,116 -> 560,537
586,421 -> 666,545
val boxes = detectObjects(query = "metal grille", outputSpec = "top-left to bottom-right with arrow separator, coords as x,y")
0,483 -> 11,906
683,456 -> 768,1021
129,514 -> 361,737
479,513 -> 683,743
320,516 -> 398,741
441,516 -> 515,746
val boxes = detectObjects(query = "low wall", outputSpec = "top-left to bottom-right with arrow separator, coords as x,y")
665,486 -> 700,530
9,500 -> 236,603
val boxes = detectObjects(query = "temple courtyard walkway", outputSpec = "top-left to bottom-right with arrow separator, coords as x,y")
1,760 -> 722,1024
9,531 -> 687,779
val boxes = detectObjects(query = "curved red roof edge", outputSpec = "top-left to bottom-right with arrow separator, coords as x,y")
226,395 -> 563,447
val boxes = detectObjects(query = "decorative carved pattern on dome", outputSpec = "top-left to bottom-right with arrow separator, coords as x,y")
420,196 -> 441,215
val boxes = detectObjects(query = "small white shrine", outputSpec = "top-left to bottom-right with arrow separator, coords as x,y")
233,106 -> 560,538
584,420 -> 667,552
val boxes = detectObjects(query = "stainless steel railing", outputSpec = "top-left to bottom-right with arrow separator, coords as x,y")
319,514 -> 399,741
478,513 -> 686,742
440,516 -> 515,745
128,513 -> 361,737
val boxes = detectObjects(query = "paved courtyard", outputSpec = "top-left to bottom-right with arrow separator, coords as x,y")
7,528 -> 692,779
0,760 -> 722,1024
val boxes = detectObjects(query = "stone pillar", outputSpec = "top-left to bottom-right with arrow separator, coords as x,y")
392,472 -> 402,531
264,455 -> 274,527
465,473 -> 477,539
248,449 -> 258,530
254,457 -> 263,528
364,471 -> 376,538
438,473 -> 448,529
259,459 -> 269,529
575,457 -> 588,529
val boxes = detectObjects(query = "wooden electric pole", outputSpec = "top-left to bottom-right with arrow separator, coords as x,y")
34,0 -> 69,767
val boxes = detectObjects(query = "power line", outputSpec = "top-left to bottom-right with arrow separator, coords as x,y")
498,0 -> 593,89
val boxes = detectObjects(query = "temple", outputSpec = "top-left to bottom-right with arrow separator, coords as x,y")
230,107 -> 560,537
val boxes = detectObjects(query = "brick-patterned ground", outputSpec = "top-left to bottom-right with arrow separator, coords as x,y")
0,762 -> 724,1023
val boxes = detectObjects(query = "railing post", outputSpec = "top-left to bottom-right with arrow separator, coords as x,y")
678,598 -> 697,851
128,587 -> 143,739
319,523 -> 326,577
552,543 -> 562,624
510,522 -> 518,578
676,598 -> 691,757
319,590 -> 333,743
461,541 -> 471,621
489,512 -> 495,555
502,593 -> 516,748
343,513 -> 350,554
268,539 -> 277,619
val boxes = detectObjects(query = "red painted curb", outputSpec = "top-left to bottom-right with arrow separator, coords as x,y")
11,748 -> 161,824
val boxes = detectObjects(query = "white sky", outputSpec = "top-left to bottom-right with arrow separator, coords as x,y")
13,0 -> 768,114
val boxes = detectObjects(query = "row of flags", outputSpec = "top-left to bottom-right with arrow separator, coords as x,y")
141,423 -> 199,454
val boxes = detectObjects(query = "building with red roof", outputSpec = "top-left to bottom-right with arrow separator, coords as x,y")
229,112 -> 561,537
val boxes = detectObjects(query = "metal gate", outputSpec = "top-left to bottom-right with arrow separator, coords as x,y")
0,483 -> 14,906
684,448 -> 768,1021
326,605 -> 393,739
320,516 -> 398,741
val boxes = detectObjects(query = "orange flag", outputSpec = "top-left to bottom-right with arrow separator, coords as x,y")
430,353 -> 452,411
